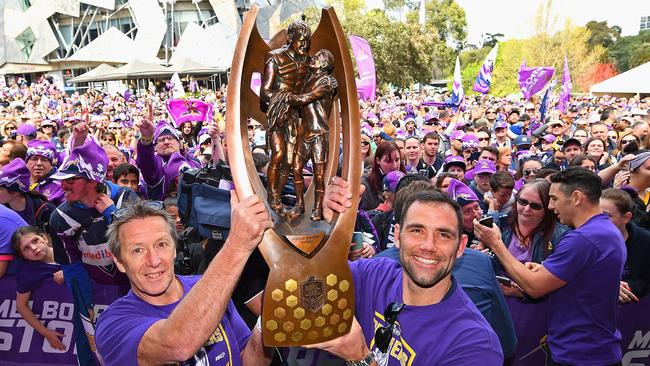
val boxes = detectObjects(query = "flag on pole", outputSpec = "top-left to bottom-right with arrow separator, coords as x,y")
472,44 -> 498,94
539,79 -> 557,124
419,0 -> 426,26
170,72 -> 185,98
558,55 -> 572,113
518,64 -> 555,100
349,35 -> 377,101
451,56 -> 464,107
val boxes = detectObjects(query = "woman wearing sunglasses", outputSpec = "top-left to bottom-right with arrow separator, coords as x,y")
488,179 -> 568,299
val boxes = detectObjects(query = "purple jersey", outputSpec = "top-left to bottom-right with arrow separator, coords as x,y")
96,275 -> 251,366
351,258 -> 503,365
16,260 -> 60,293
32,177 -> 64,206
543,213 -> 625,364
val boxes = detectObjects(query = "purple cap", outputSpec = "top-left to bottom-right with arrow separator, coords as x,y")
26,139 -> 58,165
360,122 -> 373,137
394,128 -> 409,140
449,130 -> 465,141
367,112 -> 378,121
444,155 -> 466,171
494,121 -> 508,129
473,160 -> 497,175
445,178 -> 478,206
404,114 -> 415,123
16,124 -> 37,137
461,134 -> 479,149
514,135 -> 533,147
154,121 -> 181,142
382,171 -> 405,193
0,158 -> 31,193
51,140 -> 108,183
425,112 -> 439,122
542,134 -> 556,144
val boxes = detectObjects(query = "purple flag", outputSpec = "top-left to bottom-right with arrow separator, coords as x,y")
558,56 -> 572,113
123,89 -> 131,103
518,63 -> 555,100
349,35 -> 377,101
472,44 -> 498,94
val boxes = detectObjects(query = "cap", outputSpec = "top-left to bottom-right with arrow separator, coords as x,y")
378,131 -> 393,141
26,139 -> 59,165
154,121 -> 181,142
630,151 -> 650,171
514,135 -> 533,147
16,124 -> 37,137
473,160 -> 497,175
445,178 -> 478,206
382,171 -> 405,193
562,138 -> 582,150
494,121 -> 508,129
51,140 -> 108,183
443,155 -> 466,171
40,119 -> 56,127
449,130 -> 465,141
542,134 -> 556,144
198,134 -> 211,145
0,158 -> 31,193
461,134 -> 479,149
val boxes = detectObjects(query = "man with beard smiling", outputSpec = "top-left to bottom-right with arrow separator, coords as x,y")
312,188 -> 503,365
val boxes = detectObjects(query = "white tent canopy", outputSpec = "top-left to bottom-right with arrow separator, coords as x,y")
590,62 -> 650,97
68,63 -> 117,83
169,57 -> 224,74
95,59 -> 172,81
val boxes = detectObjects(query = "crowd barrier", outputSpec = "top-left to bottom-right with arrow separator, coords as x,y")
1,276 -> 648,365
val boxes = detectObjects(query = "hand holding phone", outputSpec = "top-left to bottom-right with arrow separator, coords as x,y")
478,216 -> 493,228
496,275 -> 513,287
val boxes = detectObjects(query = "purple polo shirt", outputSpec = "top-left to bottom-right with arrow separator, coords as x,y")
543,213 -> 625,364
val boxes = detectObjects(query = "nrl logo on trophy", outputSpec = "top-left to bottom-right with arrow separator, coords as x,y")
226,5 -> 361,346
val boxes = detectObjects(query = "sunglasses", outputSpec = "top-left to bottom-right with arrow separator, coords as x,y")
62,176 -> 86,184
523,169 -> 539,176
6,126 -> 16,131
374,302 -> 404,353
621,139 -> 636,145
516,197 -> 544,211
112,200 -> 164,221
478,137 -> 490,142
361,141 -> 370,146
486,111 -> 496,114
552,124 -> 563,128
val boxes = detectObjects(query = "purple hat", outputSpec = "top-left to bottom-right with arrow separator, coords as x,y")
449,130 -> 465,141
16,124 -> 37,137
494,121 -> 508,129
51,140 -> 108,183
514,177 -> 525,192
0,158 -> 31,193
542,134 -> 556,144
366,112 -> 378,122
461,134 -> 479,150
443,155 -> 466,171
394,128 -> 409,140
382,171 -> 405,193
445,178 -> 478,206
473,160 -> 496,175
154,121 -> 181,142
404,114 -> 415,124
26,139 -> 59,165
164,152 -> 195,193
40,119 -> 56,127
425,112 -> 439,122
360,122 -> 373,137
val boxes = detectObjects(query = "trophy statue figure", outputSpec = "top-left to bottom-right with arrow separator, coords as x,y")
226,5 -> 361,346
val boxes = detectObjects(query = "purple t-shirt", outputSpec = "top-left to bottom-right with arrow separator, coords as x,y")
16,261 -> 60,293
542,213 -> 625,364
95,275 -> 251,366
507,235 -> 533,263
351,258 -> 503,365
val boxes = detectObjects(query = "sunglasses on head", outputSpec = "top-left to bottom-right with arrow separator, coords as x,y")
112,200 -> 164,221
374,302 -> 404,353
523,169 -> 539,176
516,197 -> 544,211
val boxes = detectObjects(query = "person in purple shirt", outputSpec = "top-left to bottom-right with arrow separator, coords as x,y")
134,107 -> 201,200
96,195 -> 274,365
25,139 -> 64,205
311,186 -> 503,365
475,167 -> 626,365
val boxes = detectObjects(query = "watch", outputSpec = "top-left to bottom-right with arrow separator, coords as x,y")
345,351 -> 375,366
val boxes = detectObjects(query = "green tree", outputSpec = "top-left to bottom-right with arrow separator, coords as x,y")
585,20 -> 621,50
610,31 -> 650,72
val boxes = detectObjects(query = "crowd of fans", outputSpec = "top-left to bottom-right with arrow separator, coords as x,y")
1,73 -> 650,365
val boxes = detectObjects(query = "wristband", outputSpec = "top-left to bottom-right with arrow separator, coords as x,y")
345,351 -> 374,366
255,316 -> 262,333
140,135 -> 154,145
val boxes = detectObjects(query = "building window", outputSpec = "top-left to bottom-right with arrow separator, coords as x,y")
16,27 -> 37,59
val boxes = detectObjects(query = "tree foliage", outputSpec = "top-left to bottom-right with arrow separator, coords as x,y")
609,31 -> 650,72
585,20 -> 621,50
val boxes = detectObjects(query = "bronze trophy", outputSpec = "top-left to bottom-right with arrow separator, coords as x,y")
226,5 -> 361,346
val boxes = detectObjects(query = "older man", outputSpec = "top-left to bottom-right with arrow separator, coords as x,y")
25,139 -> 64,205
96,195 -> 273,365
